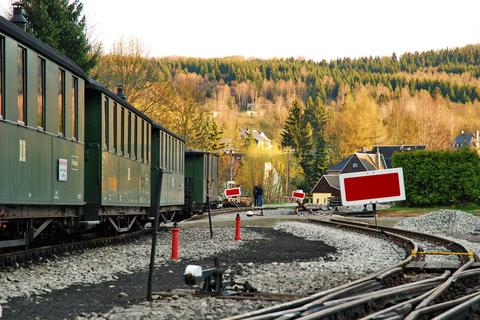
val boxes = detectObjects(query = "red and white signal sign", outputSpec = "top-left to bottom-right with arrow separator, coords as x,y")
224,187 -> 241,198
339,168 -> 405,206
292,190 -> 305,200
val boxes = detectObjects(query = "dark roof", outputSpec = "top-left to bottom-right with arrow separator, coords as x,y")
186,148 -> 217,156
355,153 -> 387,171
0,15 -> 88,80
324,175 -> 340,189
327,156 -> 351,172
86,79 -> 185,142
368,145 -> 427,168
311,175 -> 340,193
454,132 -> 475,147
327,153 -> 386,173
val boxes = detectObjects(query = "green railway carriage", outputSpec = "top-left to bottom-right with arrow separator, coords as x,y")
0,14 -> 87,248
151,124 -> 185,221
185,150 -> 219,212
84,81 -> 152,232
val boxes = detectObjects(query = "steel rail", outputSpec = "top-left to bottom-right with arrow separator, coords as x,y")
329,218 -> 477,262
432,292 -> 480,319
0,228 -> 152,268
224,219 -> 418,320
226,218 -> 478,320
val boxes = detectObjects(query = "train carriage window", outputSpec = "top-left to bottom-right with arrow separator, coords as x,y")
181,143 -> 184,173
113,102 -> 117,152
176,140 -> 179,172
141,120 -> 145,161
134,115 -> 138,160
168,136 -> 175,171
58,69 -> 65,135
72,77 -> 78,140
0,37 -> 4,119
161,132 -> 165,168
127,111 -> 132,157
37,57 -> 45,129
172,137 -> 177,171
164,133 -> 167,168
147,125 -> 152,163
120,108 -> 125,156
137,117 -> 142,161
17,46 -> 27,124
167,136 -> 171,170
146,124 -> 150,164
104,98 -> 109,149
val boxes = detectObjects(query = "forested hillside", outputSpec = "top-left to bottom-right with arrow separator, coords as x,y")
93,40 -> 480,195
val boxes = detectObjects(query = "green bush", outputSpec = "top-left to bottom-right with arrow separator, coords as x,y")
392,149 -> 480,206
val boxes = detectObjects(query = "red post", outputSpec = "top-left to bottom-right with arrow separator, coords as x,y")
235,213 -> 241,241
171,223 -> 179,260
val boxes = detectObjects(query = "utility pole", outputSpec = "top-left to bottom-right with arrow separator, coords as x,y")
285,149 -> 290,197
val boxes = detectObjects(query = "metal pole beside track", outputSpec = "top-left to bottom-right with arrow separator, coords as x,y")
147,209 -> 159,300
147,167 -> 162,300
207,194 -> 213,239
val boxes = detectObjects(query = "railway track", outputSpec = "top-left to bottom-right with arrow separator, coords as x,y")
0,229 -> 152,268
184,206 -> 284,221
226,218 -> 479,320
0,206 -> 280,268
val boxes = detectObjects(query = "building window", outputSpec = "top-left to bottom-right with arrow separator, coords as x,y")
104,98 -> 109,149
352,162 -> 358,168
113,103 -> 117,152
0,37 -> 5,118
71,76 -> 78,139
58,69 -> 65,135
17,46 -> 26,123
37,57 -> 45,129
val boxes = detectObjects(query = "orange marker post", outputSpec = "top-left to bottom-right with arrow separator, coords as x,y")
171,223 -> 179,260
235,213 -> 241,241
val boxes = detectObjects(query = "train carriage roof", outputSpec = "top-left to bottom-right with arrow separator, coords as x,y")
0,15 -> 89,80
186,148 -> 218,156
86,79 -> 185,142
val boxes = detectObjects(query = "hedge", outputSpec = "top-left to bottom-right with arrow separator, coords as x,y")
392,149 -> 480,206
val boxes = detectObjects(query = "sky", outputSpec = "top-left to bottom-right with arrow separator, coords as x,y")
1,0 -> 480,61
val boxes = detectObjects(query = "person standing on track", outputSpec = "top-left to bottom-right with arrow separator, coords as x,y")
253,185 -> 258,207
257,185 -> 264,207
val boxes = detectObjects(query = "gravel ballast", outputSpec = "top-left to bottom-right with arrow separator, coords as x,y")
2,226 -> 336,319
394,209 -> 480,257
81,221 -> 406,320
395,209 -> 480,236
0,227 -> 265,303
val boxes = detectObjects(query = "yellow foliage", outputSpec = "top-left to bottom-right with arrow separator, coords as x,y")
235,144 -> 302,203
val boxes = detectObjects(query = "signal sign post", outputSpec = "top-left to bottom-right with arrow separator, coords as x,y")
224,187 -> 241,198
292,190 -> 305,201
339,168 -> 406,226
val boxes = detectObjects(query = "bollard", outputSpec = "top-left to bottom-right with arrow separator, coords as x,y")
235,213 -> 241,241
171,222 -> 179,260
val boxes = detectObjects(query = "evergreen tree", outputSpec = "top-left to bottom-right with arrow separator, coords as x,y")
304,97 -> 330,188
22,0 -> 99,72
282,100 -> 324,190
281,100 -> 304,151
